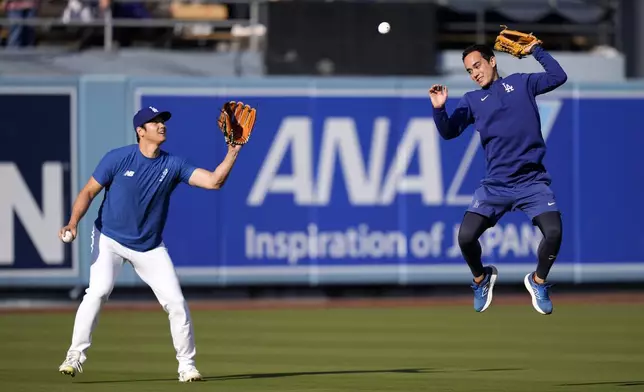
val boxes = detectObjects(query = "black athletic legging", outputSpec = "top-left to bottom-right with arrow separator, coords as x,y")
457,211 -> 562,280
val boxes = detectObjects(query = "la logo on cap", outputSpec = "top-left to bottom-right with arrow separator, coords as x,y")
149,106 -> 159,112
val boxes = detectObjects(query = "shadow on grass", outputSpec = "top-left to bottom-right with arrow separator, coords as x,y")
74,367 -> 523,384
559,381 -> 644,388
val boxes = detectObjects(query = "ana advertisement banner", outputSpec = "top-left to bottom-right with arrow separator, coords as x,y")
137,86 -> 644,284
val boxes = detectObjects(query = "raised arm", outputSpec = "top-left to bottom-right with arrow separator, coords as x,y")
186,144 -> 242,190
429,85 -> 474,140
526,45 -> 568,96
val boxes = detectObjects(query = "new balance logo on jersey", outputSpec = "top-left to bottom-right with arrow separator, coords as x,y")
124,170 -> 135,177
503,83 -> 514,93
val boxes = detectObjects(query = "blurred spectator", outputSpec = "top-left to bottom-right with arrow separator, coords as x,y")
70,0 -> 151,49
101,0 -> 151,47
3,0 -> 39,47
62,0 -> 96,24
100,0 -> 149,19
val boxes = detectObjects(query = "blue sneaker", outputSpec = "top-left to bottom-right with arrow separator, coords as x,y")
470,265 -> 498,312
524,272 -> 553,315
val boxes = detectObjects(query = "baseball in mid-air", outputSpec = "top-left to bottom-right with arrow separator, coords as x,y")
378,22 -> 390,34
62,230 -> 73,243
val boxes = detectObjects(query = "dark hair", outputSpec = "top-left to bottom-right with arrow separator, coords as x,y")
462,44 -> 495,62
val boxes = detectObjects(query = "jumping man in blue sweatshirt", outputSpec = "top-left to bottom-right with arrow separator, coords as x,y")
430,42 -> 567,315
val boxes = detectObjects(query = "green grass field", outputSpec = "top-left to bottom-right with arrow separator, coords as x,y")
2,301 -> 644,392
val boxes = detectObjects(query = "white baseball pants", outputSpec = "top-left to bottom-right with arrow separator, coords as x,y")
66,226 -> 196,372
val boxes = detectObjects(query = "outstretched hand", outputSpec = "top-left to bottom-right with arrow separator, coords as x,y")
429,84 -> 448,109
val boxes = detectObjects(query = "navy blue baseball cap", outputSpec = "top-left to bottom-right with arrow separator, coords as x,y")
133,106 -> 172,129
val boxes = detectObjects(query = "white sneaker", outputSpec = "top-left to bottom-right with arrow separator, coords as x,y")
58,350 -> 83,377
178,367 -> 203,382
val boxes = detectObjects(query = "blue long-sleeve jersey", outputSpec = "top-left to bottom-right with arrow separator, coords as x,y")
432,46 -> 568,187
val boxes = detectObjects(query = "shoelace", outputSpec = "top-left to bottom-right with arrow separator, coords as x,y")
470,272 -> 490,291
532,283 -> 553,301
471,281 -> 490,296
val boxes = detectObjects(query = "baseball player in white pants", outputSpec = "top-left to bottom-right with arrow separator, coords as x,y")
58,106 -> 243,382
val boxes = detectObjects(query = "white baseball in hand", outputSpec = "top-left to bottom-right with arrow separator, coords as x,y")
62,230 -> 73,243
378,22 -> 390,34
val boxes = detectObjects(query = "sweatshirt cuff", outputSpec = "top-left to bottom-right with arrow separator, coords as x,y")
432,106 -> 446,114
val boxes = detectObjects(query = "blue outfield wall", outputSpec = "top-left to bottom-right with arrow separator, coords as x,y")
1,75 -> 644,288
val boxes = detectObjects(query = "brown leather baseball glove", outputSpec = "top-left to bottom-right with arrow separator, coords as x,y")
494,25 -> 542,59
217,101 -> 257,145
